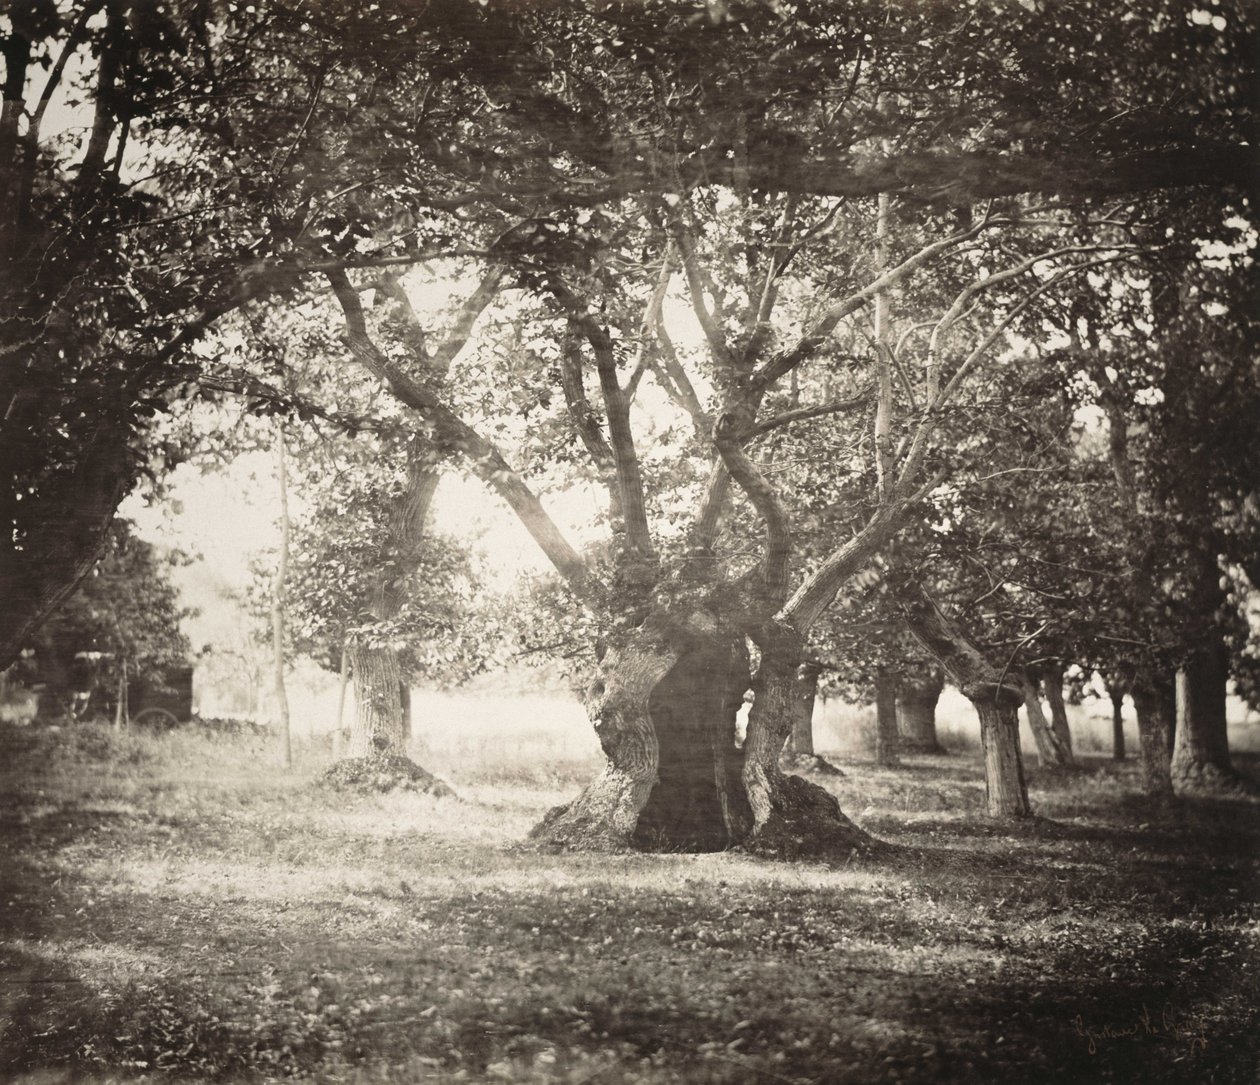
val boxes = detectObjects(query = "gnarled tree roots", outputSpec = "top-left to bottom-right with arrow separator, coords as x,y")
531,769 -> 876,862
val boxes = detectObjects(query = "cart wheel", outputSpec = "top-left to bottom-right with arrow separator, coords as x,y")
132,707 -> 180,730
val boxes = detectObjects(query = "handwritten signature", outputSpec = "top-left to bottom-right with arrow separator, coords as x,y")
1074,1005 -> 1208,1056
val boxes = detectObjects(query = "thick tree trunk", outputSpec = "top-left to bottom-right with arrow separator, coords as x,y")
1171,640 -> 1239,792
897,581 -> 1031,819
788,662 -> 819,756
327,638 -> 451,795
896,663 -> 945,754
1041,662 -> 1074,757
874,667 -> 900,766
346,643 -> 406,758
533,624 -> 871,858
533,631 -> 730,851
970,687 -> 1032,818
335,449 -> 441,775
1021,672 -> 1070,767
1131,669 -> 1175,797
741,628 -> 871,858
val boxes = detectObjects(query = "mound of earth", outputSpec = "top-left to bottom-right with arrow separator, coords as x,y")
322,755 -> 456,797
779,750 -> 846,777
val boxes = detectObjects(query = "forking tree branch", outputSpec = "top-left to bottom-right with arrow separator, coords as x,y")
666,203 -> 736,370
545,277 -> 655,560
713,411 -> 792,606
326,267 -> 607,609
749,210 -> 1001,397
777,244 -> 1146,635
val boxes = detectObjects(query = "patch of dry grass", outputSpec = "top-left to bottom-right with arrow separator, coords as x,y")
1,719 -> 1258,1084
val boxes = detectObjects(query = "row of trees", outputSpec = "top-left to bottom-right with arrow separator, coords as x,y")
3,1 -> 1256,854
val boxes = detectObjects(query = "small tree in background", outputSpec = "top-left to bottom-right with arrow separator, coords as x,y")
263,435 -> 502,791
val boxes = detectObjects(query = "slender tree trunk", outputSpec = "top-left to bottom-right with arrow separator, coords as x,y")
971,688 -> 1031,818
1109,686 -> 1126,762
333,642 -> 350,757
874,667 -> 900,766
788,662 -> 820,756
1041,661 -> 1073,757
1021,671 -> 1070,767
113,665 -> 127,730
1171,640 -> 1237,792
272,433 -> 292,769
1131,668 -> 1175,797
400,680 -> 412,742
896,663 -> 945,754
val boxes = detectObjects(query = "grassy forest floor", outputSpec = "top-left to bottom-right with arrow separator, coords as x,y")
1,718 -> 1258,1084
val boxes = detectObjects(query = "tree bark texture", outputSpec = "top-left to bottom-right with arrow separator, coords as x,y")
344,452 -> 440,762
874,667 -> 900,766
1131,669 -> 1175,797
788,662 -> 820,756
1041,662 -> 1074,757
346,643 -> 406,759
897,581 -> 1030,818
532,625 -> 871,858
1110,688 -> 1126,762
1021,672 -> 1071,767
741,628 -> 870,858
895,663 -> 945,754
972,689 -> 1032,818
1171,641 -> 1237,793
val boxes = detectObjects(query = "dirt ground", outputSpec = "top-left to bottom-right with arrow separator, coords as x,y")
1,720 -> 1257,1084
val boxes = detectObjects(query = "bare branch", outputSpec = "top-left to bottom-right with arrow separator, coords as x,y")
714,412 -> 792,604
778,489 -> 919,633
667,204 -> 735,368
627,251 -> 673,400
745,384 -> 871,439
692,462 -> 731,552
558,326 -> 620,520
924,243 -> 1146,399
30,3 -> 103,144
651,307 -> 711,439
547,278 -> 655,558
752,216 -> 995,396
895,253 -> 1136,493
430,263 -> 507,371
73,3 -> 122,198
